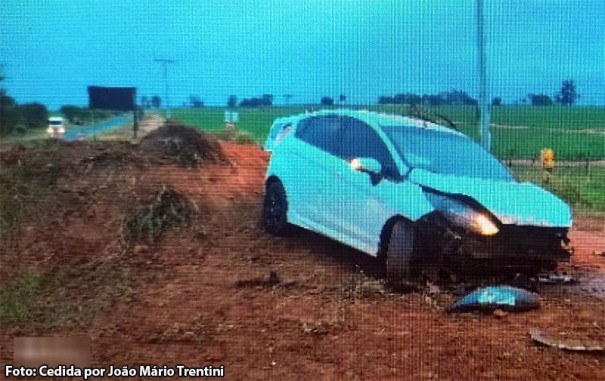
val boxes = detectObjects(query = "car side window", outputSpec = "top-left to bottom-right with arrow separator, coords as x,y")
269,123 -> 285,139
295,115 -> 343,155
338,117 -> 399,179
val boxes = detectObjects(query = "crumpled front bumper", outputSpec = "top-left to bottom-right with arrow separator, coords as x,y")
414,212 -> 573,273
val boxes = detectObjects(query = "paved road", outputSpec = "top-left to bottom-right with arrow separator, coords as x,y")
63,114 -> 133,141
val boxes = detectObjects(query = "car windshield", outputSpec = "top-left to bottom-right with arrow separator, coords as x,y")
382,125 -> 515,181
50,120 -> 62,125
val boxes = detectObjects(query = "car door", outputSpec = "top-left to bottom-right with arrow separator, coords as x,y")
291,115 -> 344,228
328,117 -> 401,253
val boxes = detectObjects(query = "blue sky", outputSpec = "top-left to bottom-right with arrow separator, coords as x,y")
1,0 -> 603,109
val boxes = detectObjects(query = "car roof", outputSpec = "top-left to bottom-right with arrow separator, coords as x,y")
49,116 -> 64,122
282,108 -> 466,137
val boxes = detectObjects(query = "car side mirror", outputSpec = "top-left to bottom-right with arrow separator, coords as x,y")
350,157 -> 382,174
350,158 -> 384,185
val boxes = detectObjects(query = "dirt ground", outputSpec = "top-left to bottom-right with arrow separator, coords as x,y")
1,125 -> 604,380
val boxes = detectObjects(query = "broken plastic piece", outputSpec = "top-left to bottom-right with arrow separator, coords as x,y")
446,285 -> 540,313
537,272 -> 576,285
530,329 -> 605,352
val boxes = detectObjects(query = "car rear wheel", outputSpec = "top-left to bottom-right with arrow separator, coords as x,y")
262,181 -> 289,236
385,219 -> 416,284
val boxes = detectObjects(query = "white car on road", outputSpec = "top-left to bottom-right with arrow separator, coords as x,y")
262,109 -> 572,280
46,116 -> 66,137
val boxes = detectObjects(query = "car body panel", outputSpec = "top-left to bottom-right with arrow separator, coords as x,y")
318,152 -> 432,255
409,169 -> 572,228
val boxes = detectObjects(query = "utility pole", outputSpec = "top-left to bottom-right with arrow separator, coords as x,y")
477,0 -> 491,151
154,58 -> 175,119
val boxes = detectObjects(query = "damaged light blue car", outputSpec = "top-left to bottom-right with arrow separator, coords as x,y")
261,109 -> 573,281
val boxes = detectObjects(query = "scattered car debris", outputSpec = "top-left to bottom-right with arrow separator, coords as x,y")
301,321 -> 330,335
530,329 -> 605,353
452,285 -> 476,296
507,273 -> 538,292
492,309 -> 508,319
446,285 -> 540,313
537,272 -> 577,285
234,271 -> 298,289
267,270 -> 281,286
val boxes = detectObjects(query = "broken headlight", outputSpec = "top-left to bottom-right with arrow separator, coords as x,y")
423,191 -> 499,236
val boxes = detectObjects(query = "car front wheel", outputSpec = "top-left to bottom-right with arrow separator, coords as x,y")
385,219 -> 416,284
262,181 -> 289,236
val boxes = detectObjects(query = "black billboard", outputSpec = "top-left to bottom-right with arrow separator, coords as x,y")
88,86 -> 136,111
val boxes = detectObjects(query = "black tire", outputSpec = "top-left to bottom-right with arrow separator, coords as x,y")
385,219 -> 416,284
262,181 -> 289,236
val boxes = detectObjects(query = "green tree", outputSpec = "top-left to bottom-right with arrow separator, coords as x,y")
189,95 -> 204,108
529,94 -> 553,106
378,95 -> 395,104
227,95 -> 238,108
60,105 -> 84,123
404,93 -> 421,106
320,96 -> 334,106
19,103 -> 48,129
0,89 -> 19,134
555,79 -> 578,106
261,94 -> 274,106
151,95 -> 162,108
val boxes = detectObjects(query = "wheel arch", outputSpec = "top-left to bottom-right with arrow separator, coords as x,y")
265,175 -> 282,190
378,214 -> 415,261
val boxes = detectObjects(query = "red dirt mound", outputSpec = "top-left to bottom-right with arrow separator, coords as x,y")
139,120 -> 227,166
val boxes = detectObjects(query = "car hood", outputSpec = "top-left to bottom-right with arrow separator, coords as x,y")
410,169 -> 572,228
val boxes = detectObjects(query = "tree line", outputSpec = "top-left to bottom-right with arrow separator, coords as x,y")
0,89 -> 48,135
378,90 -> 478,106
377,80 -> 578,107
227,94 -> 348,107
237,94 -> 274,107
147,80 -> 577,110
523,80 -> 579,106
0,79 -> 581,135
59,105 -> 115,125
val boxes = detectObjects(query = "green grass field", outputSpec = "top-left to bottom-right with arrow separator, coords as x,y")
412,105 -> 605,160
511,164 -> 605,212
170,106 -> 308,142
171,105 -> 604,160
